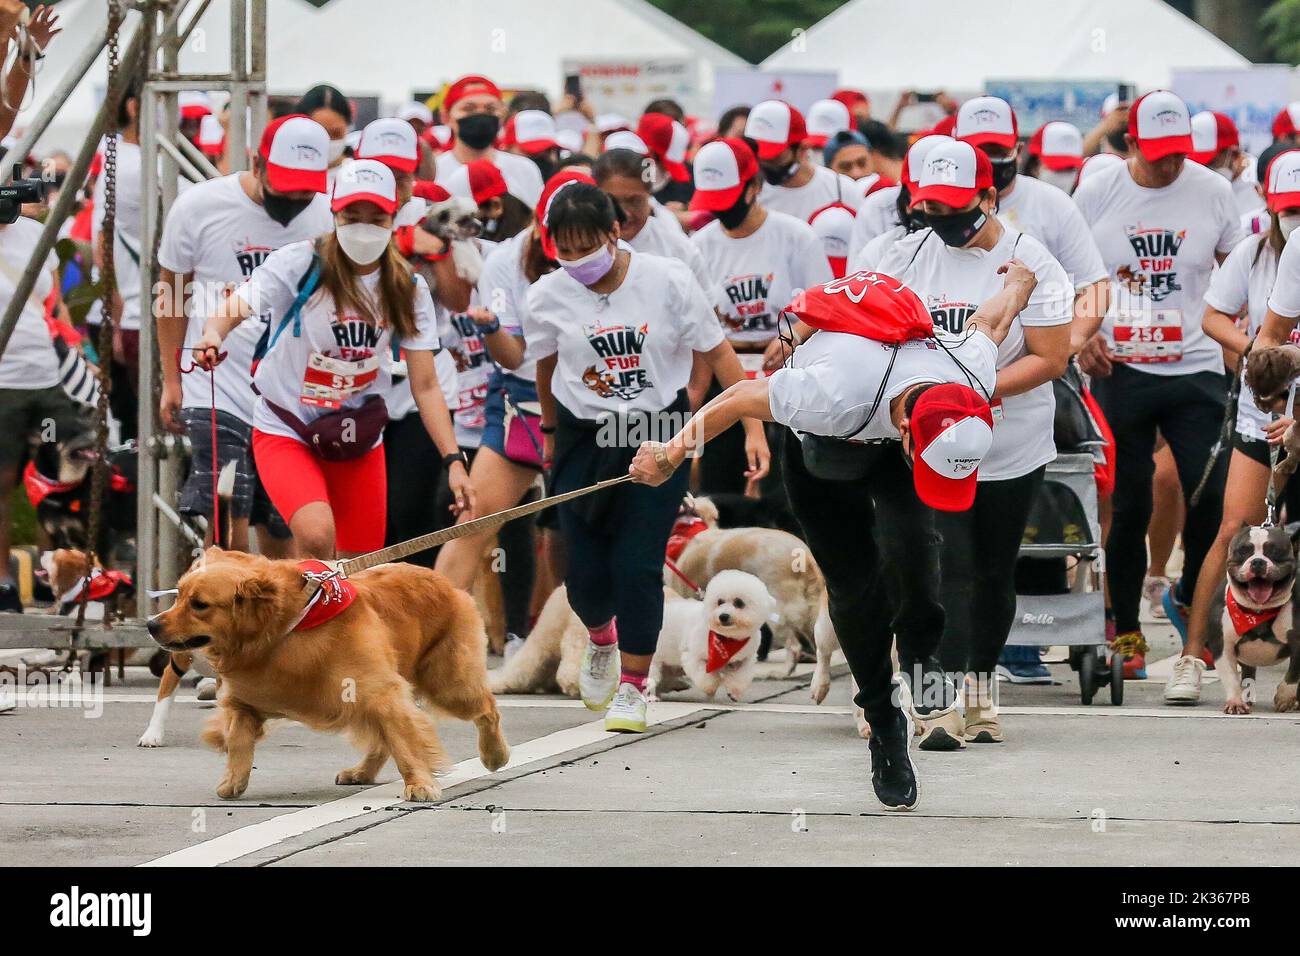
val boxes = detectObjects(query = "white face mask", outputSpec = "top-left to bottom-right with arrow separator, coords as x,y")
328,137 -> 348,163
1281,213 -> 1300,240
1039,168 -> 1079,195
336,221 -> 391,265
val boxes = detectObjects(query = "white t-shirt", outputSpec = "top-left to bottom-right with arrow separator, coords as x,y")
1206,233 -> 1276,441
628,212 -> 710,290
234,241 -> 440,444
524,250 -> 724,418
652,199 -> 685,233
382,302 -> 459,422
1074,158 -> 1244,377
850,224 -> 909,273
876,228 -> 1073,480
476,229 -> 539,382
0,217 -> 59,389
691,211 -> 833,345
436,149 -> 544,210
759,165 -> 863,223
157,173 -> 333,423
997,174 -> 1107,292
769,327 -> 999,442
850,184 -> 902,261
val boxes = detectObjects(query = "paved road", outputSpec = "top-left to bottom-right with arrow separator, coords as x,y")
2,616 -> 1295,867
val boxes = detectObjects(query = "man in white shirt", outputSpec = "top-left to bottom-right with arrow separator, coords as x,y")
1072,90 -> 1245,696
745,100 -> 863,223
433,74 -> 544,209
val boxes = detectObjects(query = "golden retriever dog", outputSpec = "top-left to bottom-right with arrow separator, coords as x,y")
148,548 -> 510,802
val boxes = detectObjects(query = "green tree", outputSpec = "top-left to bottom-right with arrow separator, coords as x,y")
1263,0 -> 1300,62
647,0 -> 850,64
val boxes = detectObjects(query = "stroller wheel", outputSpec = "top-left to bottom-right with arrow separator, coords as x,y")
1078,647 -> 1098,704
1109,651 -> 1124,705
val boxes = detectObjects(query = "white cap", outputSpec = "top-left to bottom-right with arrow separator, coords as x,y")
744,100 -> 804,159
1189,110 -> 1218,155
356,117 -> 418,173
807,99 -> 851,142
903,133 -> 953,188
397,102 -> 434,126
597,113 -> 631,133
1129,90 -> 1193,161
693,139 -> 745,191
260,114 -> 331,192
331,158 -> 398,214
505,109 -> 560,153
603,130 -> 648,154
1036,121 -> 1083,169
554,128 -> 584,155
955,96 -> 1017,148
808,202 -> 856,274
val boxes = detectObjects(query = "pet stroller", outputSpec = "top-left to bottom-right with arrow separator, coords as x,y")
1005,368 -> 1119,704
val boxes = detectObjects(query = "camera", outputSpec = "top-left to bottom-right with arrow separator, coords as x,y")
0,164 -> 45,224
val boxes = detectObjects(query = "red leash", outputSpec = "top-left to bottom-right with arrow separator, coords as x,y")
176,347 -> 226,537
663,555 -> 703,599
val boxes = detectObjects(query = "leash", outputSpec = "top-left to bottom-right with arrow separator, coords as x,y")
1263,382 -> 1297,528
663,556 -> 703,599
1189,342 -> 1250,510
177,347 -> 227,539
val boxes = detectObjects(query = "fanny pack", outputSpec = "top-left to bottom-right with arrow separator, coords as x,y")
501,391 -> 544,468
800,433 -> 890,481
263,393 -> 389,461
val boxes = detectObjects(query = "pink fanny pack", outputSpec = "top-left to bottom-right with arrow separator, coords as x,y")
502,391 -> 544,468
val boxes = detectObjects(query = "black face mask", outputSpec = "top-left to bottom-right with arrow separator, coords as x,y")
262,188 -> 313,228
761,160 -> 799,186
908,207 -> 929,231
990,156 -> 1017,192
457,113 -> 500,150
928,204 -> 987,248
716,188 -> 755,230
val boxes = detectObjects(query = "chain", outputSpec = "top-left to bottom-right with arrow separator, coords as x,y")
75,0 -> 125,635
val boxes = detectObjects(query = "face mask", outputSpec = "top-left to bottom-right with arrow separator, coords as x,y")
761,160 -> 800,186
557,242 -> 615,285
457,113 -> 500,150
327,137 -> 348,163
928,203 -> 987,248
1281,213 -> 1300,240
336,221 -> 392,265
716,189 -> 754,230
262,187 -> 313,227
907,208 -> 930,231
990,156 -> 1018,192
1039,168 -> 1079,195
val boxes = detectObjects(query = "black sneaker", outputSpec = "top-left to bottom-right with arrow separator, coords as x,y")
0,583 -> 22,614
897,655 -> 955,717
867,706 -> 919,811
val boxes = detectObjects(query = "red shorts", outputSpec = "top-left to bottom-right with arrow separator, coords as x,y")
251,430 -> 386,553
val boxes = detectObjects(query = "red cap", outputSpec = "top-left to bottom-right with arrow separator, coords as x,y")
743,100 -> 808,160
636,113 -> 690,181
808,203 -> 858,279
1127,90 -> 1194,162
258,114 -> 330,193
1028,121 -> 1084,170
909,383 -> 995,512
355,118 -> 419,174
446,159 -> 508,205
930,114 -> 957,137
688,138 -> 758,212
331,159 -> 398,214
831,88 -> 869,113
411,180 -> 451,204
443,74 -> 502,113
909,140 -> 994,209
955,96 -> 1018,150
537,169 -> 596,259
1188,110 -> 1238,165
1265,149 -> 1300,212
1273,102 -> 1300,140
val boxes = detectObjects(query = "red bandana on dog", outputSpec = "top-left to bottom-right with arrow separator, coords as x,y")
292,560 -> 358,631
666,514 -> 709,561
1225,586 -> 1282,636
706,631 -> 750,673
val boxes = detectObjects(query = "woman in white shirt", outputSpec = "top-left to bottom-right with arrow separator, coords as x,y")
874,140 -> 1072,748
194,161 -> 470,559
530,182 -> 766,734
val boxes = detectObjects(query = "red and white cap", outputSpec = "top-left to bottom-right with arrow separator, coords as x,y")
443,74 -> 502,113
743,100 -> 807,160
197,113 -> 224,157
955,96 -> 1018,149
1188,110 -> 1238,165
636,113 -> 690,181
909,140 -> 993,209
425,124 -> 453,151
1127,90 -> 1193,162
603,130 -> 648,154
258,114 -> 330,193
502,110 -> 560,154
808,202 -> 856,279
356,118 -> 419,174
901,133 -> 953,189
331,159 -> 398,214
445,158 -> 509,206
537,169 -> 597,259
597,113 -> 632,134
555,128 -> 585,155
1100,93 -> 1121,118
1265,149 -> 1300,212
1028,121 -> 1083,170
397,102 -> 434,126
910,383 -> 995,512
806,99 -> 851,148
1273,102 -> 1300,140
179,91 -> 212,120
688,138 -> 759,212
1077,152 -> 1124,187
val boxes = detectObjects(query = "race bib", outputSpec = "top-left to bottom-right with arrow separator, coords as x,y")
300,351 -> 380,409
1111,298 -> 1183,364
737,351 -> 776,379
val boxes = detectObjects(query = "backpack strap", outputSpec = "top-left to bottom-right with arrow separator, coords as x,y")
254,250 -> 322,365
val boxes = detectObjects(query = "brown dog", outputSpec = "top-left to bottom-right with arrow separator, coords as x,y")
1245,345 -> 1300,413
148,548 -> 510,802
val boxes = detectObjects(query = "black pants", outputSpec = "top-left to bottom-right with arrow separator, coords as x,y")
937,467 -> 1045,677
1090,365 -> 1228,633
782,431 -> 944,726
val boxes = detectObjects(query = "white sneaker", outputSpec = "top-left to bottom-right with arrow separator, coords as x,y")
195,677 -> 218,702
0,687 -> 14,714
604,682 -> 647,733
1163,655 -> 1205,704
579,638 -> 619,711
1143,576 -> 1170,619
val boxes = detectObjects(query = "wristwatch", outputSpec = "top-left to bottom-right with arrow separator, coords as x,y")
442,451 -> 469,470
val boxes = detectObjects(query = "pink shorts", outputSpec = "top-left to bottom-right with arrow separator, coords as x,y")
251,430 -> 386,553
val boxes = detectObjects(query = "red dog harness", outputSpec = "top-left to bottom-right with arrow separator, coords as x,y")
706,632 -> 750,673
58,568 -> 133,609
22,461 -> 80,507
1225,587 -> 1282,636
291,560 -> 358,631
666,512 -> 709,561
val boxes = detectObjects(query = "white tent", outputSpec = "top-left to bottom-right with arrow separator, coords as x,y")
22,0 -> 745,153
762,0 -> 1249,93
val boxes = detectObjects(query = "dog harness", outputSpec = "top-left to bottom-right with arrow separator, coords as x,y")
290,560 -> 358,631
58,568 -> 133,610
1225,586 -> 1283,636
22,461 -> 80,507
665,512 -> 709,562
706,632 -> 750,673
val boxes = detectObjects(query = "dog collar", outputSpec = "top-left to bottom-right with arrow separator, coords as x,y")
1225,586 -> 1283,636
706,631 -> 750,673
290,560 -> 358,631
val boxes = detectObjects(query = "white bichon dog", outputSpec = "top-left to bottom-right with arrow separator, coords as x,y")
648,570 -> 775,702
